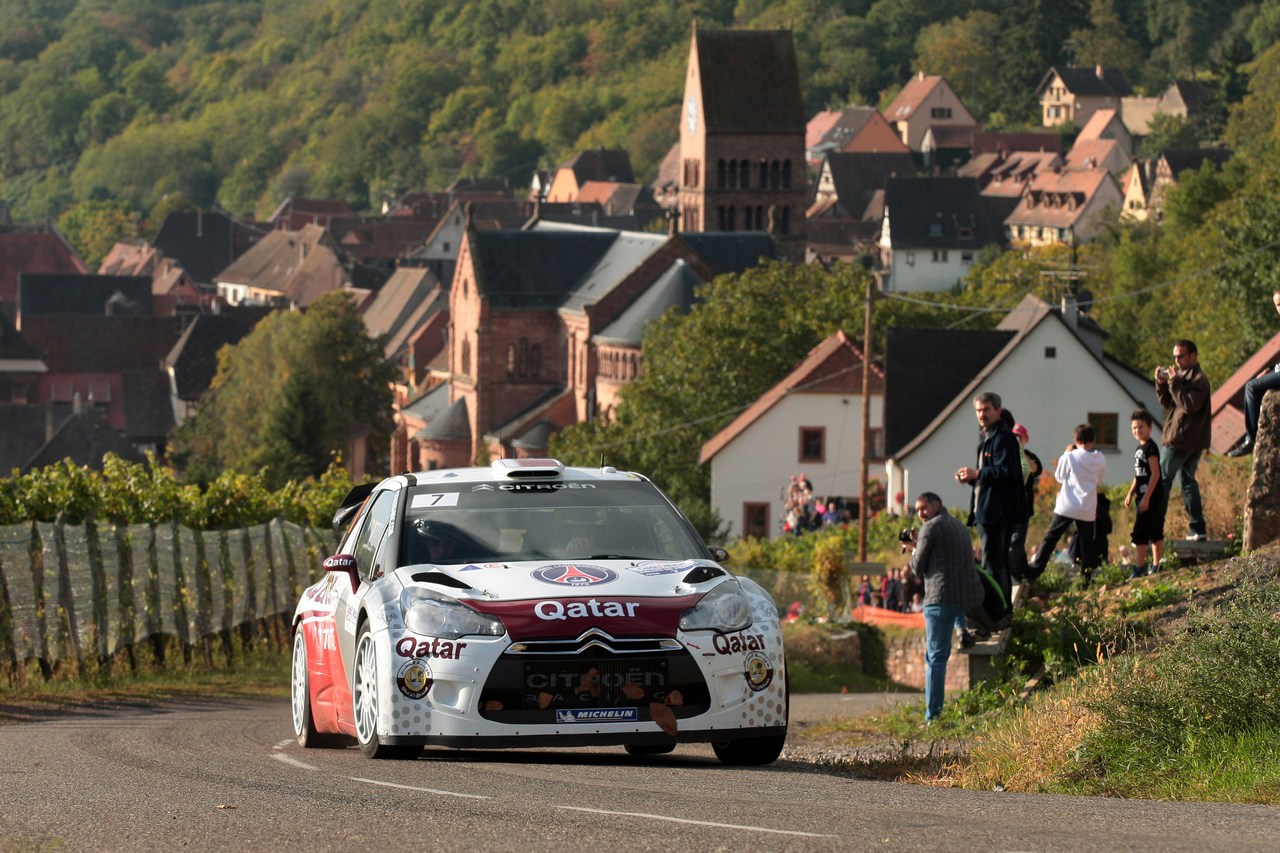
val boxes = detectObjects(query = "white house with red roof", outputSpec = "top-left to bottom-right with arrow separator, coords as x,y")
698,331 -> 885,540
882,72 -> 976,151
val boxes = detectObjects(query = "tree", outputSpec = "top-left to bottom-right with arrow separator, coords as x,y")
170,291 -> 397,488
914,12 -> 1006,122
1067,0 -> 1144,82
57,198 -> 136,269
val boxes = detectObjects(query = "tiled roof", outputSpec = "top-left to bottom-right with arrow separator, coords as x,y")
884,327 -> 1014,455
164,307 -> 272,400
153,211 -> 263,286
1039,66 -> 1132,98
1005,168 -> 1116,228
25,407 -> 145,471
560,150 -> 635,185
18,274 -> 154,317
0,228 -> 89,309
22,315 -> 182,373
593,260 -> 701,346
822,152 -> 918,219
694,28 -> 804,134
884,74 -> 944,121
883,177 -> 995,249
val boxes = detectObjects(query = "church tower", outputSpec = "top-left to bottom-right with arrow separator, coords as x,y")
678,24 -> 806,258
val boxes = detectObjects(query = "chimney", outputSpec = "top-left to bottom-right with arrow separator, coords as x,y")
1096,65 -> 1105,80
196,207 -> 203,238
1061,294 -> 1079,331
72,391 -> 82,416
917,70 -> 925,82
45,403 -> 54,442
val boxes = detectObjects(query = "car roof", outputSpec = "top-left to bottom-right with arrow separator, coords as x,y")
382,458 -> 652,489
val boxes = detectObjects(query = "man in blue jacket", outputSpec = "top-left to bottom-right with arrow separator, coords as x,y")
954,391 -> 1024,620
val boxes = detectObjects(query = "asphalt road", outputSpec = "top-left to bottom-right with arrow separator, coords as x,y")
1,694 -> 1277,852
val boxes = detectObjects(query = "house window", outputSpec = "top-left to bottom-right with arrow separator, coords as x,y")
1045,346 -> 1056,358
906,251 -> 915,266
961,251 -> 974,264
744,503 -> 770,539
1088,412 -> 1119,449
928,223 -> 942,237
930,106 -> 952,119
868,427 -> 885,458
799,427 -> 825,463
958,226 -> 973,240
931,249 -> 948,262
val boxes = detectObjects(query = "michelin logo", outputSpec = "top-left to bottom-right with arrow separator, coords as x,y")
555,708 -> 638,723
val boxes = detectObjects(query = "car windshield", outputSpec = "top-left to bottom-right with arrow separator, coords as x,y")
399,479 -> 708,565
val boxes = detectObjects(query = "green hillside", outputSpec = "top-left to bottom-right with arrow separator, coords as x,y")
0,0 -> 1266,225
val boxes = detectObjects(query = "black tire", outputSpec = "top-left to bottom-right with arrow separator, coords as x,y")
624,742 -> 677,757
291,628 -> 340,748
353,622 -> 422,760
711,733 -> 786,766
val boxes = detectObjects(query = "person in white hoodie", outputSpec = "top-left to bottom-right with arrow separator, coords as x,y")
1028,423 -> 1108,586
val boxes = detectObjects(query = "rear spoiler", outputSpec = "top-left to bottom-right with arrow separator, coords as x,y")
332,482 -> 377,531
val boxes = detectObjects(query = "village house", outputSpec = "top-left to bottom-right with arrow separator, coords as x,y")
882,72 -> 976,153
699,331 -> 884,539
884,294 -> 1160,514
1004,168 -> 1123,246
878,177 -> 997,292
1038,66 -> 1133,129
213,223 -> 351,308
806,106 -> 909,166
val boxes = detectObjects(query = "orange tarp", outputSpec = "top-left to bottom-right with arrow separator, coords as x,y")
851,604 -> 925,629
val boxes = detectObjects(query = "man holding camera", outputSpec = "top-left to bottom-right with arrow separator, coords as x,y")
1155,340 -> 1212,540
904,492 -> 985,723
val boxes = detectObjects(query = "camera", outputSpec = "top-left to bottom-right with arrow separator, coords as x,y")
898,528 -> 916,544
1155,367 -> 1170,381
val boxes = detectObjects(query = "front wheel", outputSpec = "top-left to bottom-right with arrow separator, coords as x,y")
353,622 -> 422,760
291,629 -> 340,748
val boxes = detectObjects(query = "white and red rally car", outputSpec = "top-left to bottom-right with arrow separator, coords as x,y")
290,458 -> 788,764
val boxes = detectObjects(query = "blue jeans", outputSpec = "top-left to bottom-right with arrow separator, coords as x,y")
923,603 -> 969,721
1158,445 -> 1204,536
1243,371 -> 1280,441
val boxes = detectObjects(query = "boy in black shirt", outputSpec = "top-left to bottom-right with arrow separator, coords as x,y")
1124,409 -> 1165,577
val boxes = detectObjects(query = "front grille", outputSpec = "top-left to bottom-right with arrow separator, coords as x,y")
478,647 -> 709,724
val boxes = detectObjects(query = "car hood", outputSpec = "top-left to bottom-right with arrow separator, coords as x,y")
392,557 -> 729,601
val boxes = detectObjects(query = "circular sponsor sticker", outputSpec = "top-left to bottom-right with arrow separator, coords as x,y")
396,659 -> 433,700
744,651 -> 774,692
531,564 -> 616,586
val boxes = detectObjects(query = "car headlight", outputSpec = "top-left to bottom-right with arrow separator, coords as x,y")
679,580 -> 753,632
401,588 -> 505,639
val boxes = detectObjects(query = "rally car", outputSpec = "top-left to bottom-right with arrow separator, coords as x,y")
290,458 -> 788,764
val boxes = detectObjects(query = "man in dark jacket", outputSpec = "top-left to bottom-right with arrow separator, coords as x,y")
955,391 -> 1023,618
1155,339 -> 1212,540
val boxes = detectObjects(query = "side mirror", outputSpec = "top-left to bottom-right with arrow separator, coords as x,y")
708,545 -> 730,564
324,553 -> 359,593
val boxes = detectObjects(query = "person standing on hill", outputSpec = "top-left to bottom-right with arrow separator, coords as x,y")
1155,339 -> 1212,540
1125,408 -> 1165,576
1029,424 -> 1108,586
955,391 -> 1024,619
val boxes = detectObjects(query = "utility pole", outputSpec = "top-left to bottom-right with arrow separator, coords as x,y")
858,271 -> 874,562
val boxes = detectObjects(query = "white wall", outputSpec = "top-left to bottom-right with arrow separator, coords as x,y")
883,247 -> 974,292
890,320 -> 1161,514
709,392 -> 883,540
